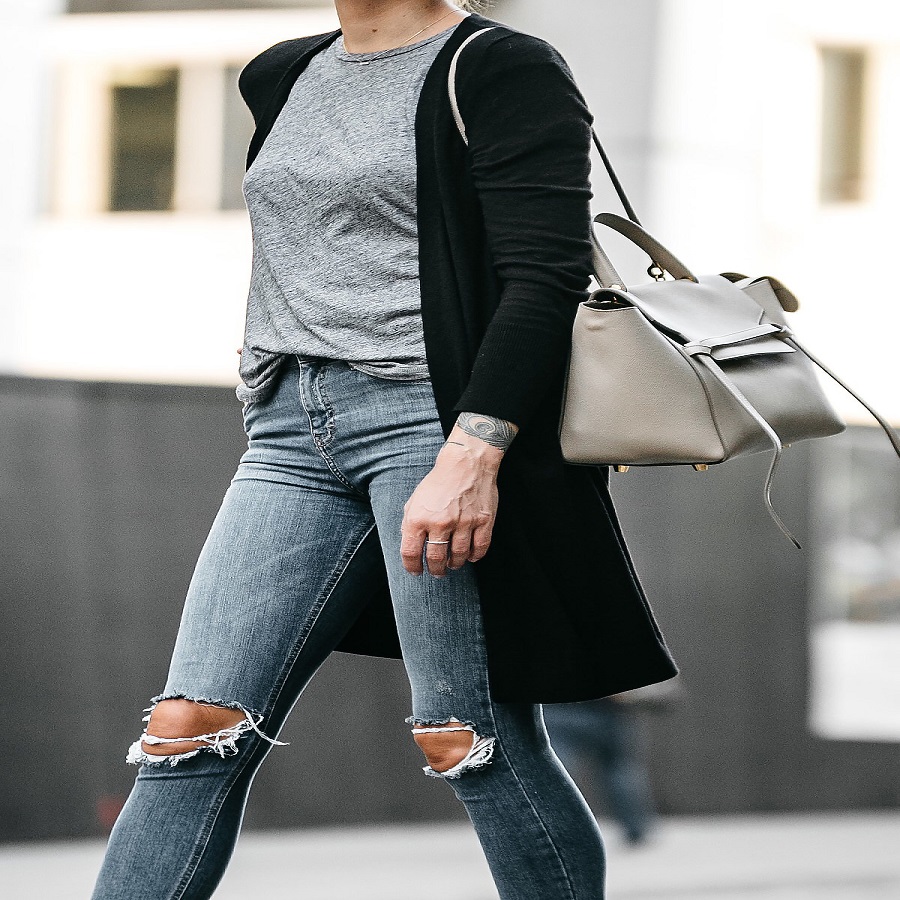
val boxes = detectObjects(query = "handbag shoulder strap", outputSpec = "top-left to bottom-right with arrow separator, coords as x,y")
448,28 -> 497,145
783,335 -> 900,459
447,28 -> 642,225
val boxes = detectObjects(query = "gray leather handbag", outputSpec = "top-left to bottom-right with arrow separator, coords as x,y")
450,28 -> 900,547
565,214 -> 852,545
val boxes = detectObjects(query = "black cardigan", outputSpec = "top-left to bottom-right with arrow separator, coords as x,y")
239,14 -> 678,702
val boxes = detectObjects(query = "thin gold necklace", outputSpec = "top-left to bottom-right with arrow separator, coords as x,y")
399,6 -> 459,48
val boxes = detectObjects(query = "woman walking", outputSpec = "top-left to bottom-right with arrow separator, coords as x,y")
92,2 -> 676,897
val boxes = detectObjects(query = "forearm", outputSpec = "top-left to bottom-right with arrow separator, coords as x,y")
451,308 -> 576,428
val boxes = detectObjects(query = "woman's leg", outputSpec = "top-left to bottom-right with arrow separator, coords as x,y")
377,514 -> 607,900
92,362 -> 384,900
318,363 -> 607,900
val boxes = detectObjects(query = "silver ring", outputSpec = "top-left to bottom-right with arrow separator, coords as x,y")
424,539 -> 451,545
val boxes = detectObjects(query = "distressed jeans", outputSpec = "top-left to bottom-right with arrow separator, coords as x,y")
91,356 -> 606,900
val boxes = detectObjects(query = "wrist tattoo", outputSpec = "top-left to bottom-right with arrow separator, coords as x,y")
456,412 -> 518,452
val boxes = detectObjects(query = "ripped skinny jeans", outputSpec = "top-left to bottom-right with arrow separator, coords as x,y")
91,356 -> 606,900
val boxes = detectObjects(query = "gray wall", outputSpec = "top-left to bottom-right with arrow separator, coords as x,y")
1,376 -> 898,843
613,459 -> 900,814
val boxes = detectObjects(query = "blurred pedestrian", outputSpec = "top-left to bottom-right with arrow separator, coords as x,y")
90,3 -> 676,899
544,696 -> 659,846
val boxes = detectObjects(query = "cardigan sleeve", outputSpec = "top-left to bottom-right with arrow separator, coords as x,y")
451,33 -> 594,429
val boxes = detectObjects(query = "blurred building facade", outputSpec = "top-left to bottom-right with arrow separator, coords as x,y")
1,0 -> 899,841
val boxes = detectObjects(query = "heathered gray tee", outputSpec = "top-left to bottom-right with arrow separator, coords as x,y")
237,27 -> 458,402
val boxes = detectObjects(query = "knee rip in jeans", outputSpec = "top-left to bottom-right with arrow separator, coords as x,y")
125,697 -> 287,768
408,717 -> 496,779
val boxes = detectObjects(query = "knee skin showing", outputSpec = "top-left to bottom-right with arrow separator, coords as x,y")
411,719 -> 496,778
143,699 -> 248,757
413,728 -> 476,773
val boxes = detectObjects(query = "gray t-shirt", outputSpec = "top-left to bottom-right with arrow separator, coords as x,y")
238,26 -> 458,402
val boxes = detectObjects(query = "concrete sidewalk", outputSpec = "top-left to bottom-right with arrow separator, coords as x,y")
2,812 -> 898,899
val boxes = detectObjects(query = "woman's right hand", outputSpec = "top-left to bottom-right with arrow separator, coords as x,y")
400,436 -> 501,578
399,413 -> 518,578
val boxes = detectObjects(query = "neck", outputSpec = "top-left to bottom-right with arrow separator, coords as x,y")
334,1 -> 467,53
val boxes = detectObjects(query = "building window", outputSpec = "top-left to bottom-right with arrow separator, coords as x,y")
108,68 -> 179,212
819,47 -> 867,204
53,59 -> 255,215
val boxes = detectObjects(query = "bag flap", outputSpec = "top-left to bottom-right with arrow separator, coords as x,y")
625,274 -> 767,342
